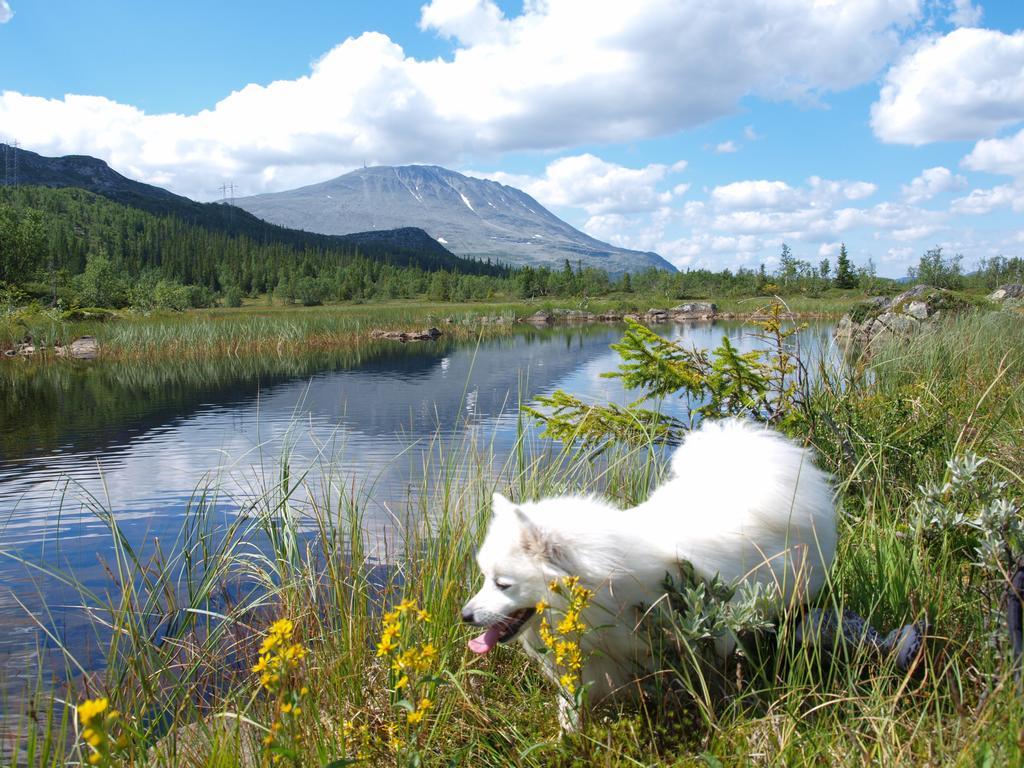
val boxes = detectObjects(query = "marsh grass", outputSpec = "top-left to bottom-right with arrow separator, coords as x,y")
0,294 -> 873,362
2,311 -> 1024,766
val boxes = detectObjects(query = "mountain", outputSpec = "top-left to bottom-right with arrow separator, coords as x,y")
235,165 -> 675,274
2,145 -> 495,273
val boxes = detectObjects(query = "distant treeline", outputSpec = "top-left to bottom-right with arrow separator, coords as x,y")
1,185 -> 1018,310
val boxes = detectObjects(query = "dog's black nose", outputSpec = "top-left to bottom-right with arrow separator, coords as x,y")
461,607 -> 474,624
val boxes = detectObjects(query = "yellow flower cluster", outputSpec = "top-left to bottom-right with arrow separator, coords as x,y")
375,598 -> 440,730
343,718 -> 373,761
252,618 -> 310,763
77,697 -> 127,766
253,618 -> 307,691
536,576 -> 594,696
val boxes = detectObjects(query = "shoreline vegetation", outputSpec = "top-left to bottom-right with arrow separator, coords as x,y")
0,289 -> 985,362
2,303 -> 1024,765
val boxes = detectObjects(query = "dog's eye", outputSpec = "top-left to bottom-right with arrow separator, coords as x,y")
494,578 -> 512,591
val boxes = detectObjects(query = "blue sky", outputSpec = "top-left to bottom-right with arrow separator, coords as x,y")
1,0 -> 1023,276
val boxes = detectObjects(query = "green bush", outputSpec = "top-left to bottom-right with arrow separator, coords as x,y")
153,279 -> 191,311
223,286 -> 244,307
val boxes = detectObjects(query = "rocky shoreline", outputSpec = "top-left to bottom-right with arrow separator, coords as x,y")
2,336 -> 99,360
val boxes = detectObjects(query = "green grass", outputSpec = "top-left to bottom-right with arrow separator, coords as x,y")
3,311 -> 1024,766
0,292 -> 877,362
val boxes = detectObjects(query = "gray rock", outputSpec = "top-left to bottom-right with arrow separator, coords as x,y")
562,310 -> 595,322
524,310 -> 554,325
989,284 -> 1024,302
905,300 -> 929,321
53,336 -> 99,360
836,286 -> 970,348
645,308 -> 669,322
670,302 -> 717,320
370,328 -> 442,342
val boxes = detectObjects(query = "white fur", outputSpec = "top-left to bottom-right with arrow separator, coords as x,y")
462,418 -> 837,723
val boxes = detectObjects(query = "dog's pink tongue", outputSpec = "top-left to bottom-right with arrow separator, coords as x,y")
468,626 -> 501,655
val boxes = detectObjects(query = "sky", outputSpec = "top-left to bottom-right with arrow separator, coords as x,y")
1,1 -> 1023,277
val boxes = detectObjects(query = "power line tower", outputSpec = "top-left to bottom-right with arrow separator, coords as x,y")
2,140 -> 20,187
218,182 -> 237,205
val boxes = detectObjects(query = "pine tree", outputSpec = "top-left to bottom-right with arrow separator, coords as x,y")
834,243 -> 857,289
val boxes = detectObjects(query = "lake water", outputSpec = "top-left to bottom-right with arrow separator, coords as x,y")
0,319 -> 835,702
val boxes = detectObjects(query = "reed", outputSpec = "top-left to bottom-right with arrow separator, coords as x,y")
2,311 -> 1023,766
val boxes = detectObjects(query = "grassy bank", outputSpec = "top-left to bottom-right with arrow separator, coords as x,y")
3,310 -> 1024,766
0,292 -> 877,361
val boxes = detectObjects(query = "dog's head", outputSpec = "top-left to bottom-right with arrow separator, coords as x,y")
461,493 -> 568,655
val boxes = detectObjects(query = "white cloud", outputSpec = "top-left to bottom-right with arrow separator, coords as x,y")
711,180 -> 798,211
710,177 -> 876,214
962,127 -> 1024,178
418,0 -> 507,45
714,140 -> 739,154
0,0 -> 922,199
901,166 -> 967,203
470,153 -> 686,215
872,28 -> 1024,144
947,0 -> 982,27
950,184 -> 1024,214
743,125 -> 760,141
884,245 -> 914,263
0,2 -> 12,23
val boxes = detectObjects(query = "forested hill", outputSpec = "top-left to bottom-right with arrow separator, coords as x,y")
3,145 -> 498,275
0,186 -> 508,298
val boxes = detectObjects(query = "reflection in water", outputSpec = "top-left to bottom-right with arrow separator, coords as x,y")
0,320 -> 835,698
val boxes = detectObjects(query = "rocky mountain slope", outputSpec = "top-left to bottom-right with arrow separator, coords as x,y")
235,165 -> 674,274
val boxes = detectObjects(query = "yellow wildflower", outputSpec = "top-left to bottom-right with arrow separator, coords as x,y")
416,608 -> 431,622
268,618 -> 294,639
280,702 -> 293,714
88,753 -> 101,766
396,598 -> 417,614
416,643 -> 438,670
77,698 -> 108,727
406,709 -> 424,725
559,673 -> 577,694
395,674 -> 409,690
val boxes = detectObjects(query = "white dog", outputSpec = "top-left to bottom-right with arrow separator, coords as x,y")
462,418 -> 837,725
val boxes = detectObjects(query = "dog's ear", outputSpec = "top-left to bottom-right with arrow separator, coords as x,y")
513,508 -> 571,571
492,492 -> 515,518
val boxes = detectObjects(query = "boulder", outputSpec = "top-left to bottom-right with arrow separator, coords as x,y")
645,308 -> 669,322
370,327 -> 442,343
563,309 -> 595,322
670,302 -> 717,320
836,286 -> 970,347
52,336 -> 100,359
524,310 -> 554,325
70,337 -> 99,359
989,284 -> 1024,302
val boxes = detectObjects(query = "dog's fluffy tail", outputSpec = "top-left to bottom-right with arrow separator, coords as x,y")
659,418 -> 837,603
